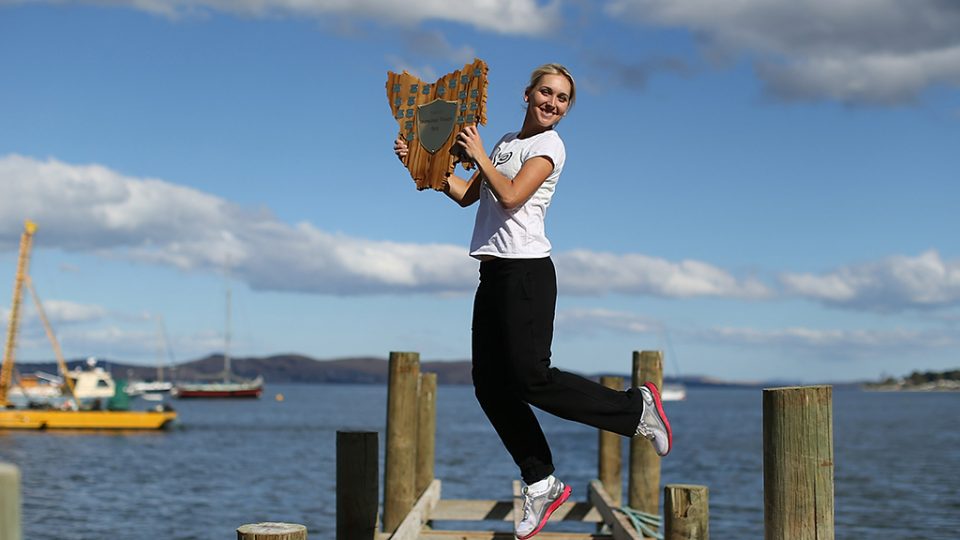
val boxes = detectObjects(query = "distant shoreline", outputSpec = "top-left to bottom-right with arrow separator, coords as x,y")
862,380 -> 960,392
14,354 -> 878,389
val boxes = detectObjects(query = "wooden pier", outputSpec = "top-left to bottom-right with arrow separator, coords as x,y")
326,351 -> 835,540
2,350 -> 835,539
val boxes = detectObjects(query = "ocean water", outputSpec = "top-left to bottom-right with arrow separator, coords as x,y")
1,384 -> 958,539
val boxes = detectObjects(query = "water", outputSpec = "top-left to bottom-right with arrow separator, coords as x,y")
1,385 -> 958,539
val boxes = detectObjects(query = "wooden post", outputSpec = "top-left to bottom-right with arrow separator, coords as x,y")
664,484 -> 709,540
0,462 -> 21,540
236,522 -> 306,539
383,351 -> 420,534
628,350 -> 663,515
337,431 -> 379,540
416,372 -> 437,496
599,375 -> 624,506
763,386 -> 834,540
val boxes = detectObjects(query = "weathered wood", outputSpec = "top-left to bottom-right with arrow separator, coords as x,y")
384,352 -> 421,533
587,480 -> 642,540
388,479 -> 442,540
416,372 -> 437,496
0,462 -> 21,540
386,59 -> 488,191
236,522 -> 306,540
432,499 -> 601,522
628,351 -> 663,515
512,480 -> 524,533
418,532 -> 610,539
337,431 -> 379,540
664,484 -> 708,540
763,386 -> 834,540
599,376 -> 624,507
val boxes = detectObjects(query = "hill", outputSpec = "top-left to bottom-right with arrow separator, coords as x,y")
12,354 -> 806,387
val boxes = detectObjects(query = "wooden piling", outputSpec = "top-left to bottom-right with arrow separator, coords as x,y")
628,350 -> 663,515
664,484 -> 709,540
763,386 -> 834,540
236,522 -> 306,539
598,375 -> 624,506
0,462 -> 21,540
416,372 -> 437,497
383,351 -> 421,534
336,431 -> 379,540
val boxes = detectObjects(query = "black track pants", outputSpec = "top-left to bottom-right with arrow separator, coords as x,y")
471,257 -> 645,484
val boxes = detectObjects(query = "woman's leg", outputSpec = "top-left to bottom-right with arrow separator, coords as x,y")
502,258 -> 645,437
472,260 -> 554,484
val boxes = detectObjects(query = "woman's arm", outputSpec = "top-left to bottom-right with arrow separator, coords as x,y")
456,126 -> 553,210
394,136 -> 481,207
442,170 -> 482,207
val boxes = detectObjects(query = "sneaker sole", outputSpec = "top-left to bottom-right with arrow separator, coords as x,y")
644,382 -> 673,456
516,484 -> 572,540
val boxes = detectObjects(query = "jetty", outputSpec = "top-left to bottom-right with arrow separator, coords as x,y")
233,350 -> 833,540
1,350 -> 836,539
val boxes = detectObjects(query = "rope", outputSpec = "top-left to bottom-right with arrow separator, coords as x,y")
613,506 -> 663,540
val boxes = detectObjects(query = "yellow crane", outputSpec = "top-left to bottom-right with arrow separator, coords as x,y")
0,220 -> 37,407
0,220 -> 176,429
26,275 -> 78,402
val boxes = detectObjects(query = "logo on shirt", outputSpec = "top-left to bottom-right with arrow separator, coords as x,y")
494,151 -> 512,166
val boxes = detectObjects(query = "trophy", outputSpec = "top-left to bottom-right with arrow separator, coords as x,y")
387,58 -> 488,191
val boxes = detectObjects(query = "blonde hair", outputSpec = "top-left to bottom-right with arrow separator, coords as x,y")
525,63 -> 576,108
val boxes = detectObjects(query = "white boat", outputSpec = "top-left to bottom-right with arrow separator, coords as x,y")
65,357 -> 117,400
661,383 -> 687,401
127,380 -> 174,395
10,358 -> 117,404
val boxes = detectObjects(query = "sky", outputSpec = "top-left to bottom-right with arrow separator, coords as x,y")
1,1 -> 958,383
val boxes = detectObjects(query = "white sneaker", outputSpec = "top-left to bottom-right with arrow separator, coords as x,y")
634,382 -> 673,456
515,475 -> 572,539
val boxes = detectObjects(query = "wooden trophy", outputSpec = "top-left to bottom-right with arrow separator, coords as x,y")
387,58 -> 488,191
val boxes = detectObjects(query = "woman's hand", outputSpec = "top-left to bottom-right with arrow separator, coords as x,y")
394,137 -> 409,161
455,126 -> 485,163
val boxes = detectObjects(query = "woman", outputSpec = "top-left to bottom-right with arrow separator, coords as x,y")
394,63 -> 672,540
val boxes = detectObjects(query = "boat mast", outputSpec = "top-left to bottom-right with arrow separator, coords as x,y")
0,220 -> 38,407
224,283 -> 231,384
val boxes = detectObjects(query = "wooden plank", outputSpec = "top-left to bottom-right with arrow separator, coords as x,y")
664,484 -> 708,540
384,352 -> 420,533
337,431 -> 379,540
588,480 -> 642,540
763,386 -> 834,540
416,373 -> 437,495
629,351 -> 663,516
599,376 -> 624,506
432,499 -> 601,522
236,522 -> 307,539
388,479 -> 442,540
418,532 -> 611,540
1,462 -> 21,540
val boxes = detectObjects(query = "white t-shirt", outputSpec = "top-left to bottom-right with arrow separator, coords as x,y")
469,129 -> 565,259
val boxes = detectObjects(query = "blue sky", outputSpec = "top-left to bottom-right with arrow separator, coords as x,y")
1,1 -> 958,383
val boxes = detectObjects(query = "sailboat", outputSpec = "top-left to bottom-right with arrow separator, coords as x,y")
172,283 -> 262,399
1,220 -> 176,430
126,315 -> 175,399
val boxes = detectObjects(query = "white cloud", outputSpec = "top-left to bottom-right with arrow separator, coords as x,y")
0,154 -> 476,295
781,251 -> 960,312
702,325 -> 956,352
555,308 -> 660,336
605,0 -> 960,104
1,154 -> 782,300
11,0 -> 561,36
555,249 -> 771,299
32,300 -> 109,324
